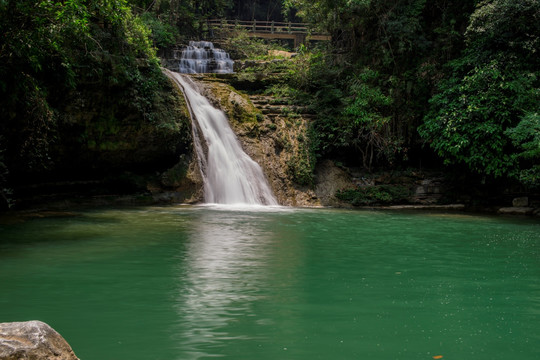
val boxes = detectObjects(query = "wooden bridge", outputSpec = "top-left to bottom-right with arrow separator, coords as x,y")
207,19 -> 331,47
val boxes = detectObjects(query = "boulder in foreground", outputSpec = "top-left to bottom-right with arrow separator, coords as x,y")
0,321 -> 79,360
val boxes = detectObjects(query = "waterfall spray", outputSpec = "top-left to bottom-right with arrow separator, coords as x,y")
164,69 -> 277,205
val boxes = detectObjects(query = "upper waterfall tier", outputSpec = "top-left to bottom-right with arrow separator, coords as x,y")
179,41 -> 234,74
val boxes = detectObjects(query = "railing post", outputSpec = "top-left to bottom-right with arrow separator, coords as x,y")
288,21 -> 291,34
253,19 -> 256,32
271,21 -> 275,34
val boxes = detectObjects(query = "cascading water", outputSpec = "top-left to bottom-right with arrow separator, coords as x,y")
179,41 -> 234,74
165,69 -> 277,206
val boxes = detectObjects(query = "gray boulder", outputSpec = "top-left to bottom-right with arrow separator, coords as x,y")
498,207 -> 534,215
0,321 -> 79,360
512,197 -> 529,207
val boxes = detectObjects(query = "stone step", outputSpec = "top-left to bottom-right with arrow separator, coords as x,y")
262,107 -> 285,114
252,99 -> 270,105
249,96 -> 289,106
264,112 -> 314,120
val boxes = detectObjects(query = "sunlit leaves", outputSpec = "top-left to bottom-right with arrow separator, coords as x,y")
344,68 -> 391,127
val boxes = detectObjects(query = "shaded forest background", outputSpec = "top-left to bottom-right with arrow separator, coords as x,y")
0,0 -> 538,208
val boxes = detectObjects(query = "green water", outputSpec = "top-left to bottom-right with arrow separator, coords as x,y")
0,206 -> 539,360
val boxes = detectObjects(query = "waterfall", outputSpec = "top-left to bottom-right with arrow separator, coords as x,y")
165,70 -> 278,206
179,41 -> 234,74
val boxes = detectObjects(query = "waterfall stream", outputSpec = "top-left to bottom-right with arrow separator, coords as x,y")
179,41 -> 234,74
165,70 -> 277,205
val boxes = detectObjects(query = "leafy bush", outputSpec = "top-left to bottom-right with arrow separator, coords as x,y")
419,61 -> 534,177
0,0 -> 171,186
0,140 -> 12,209
420,0 -> 539,182
336,185 -> 411,206
287,142 -> 315,186
505,112 -> 540,187
141,12 -> 178,49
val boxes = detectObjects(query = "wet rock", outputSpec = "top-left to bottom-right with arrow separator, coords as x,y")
512,197 -> 529,207
387,204 -> 465,211
413,178 -> 444,204
498,207 -> 534,215
0,321 -> 79,360
314,160 -> 356,207
191,76 -> 321,206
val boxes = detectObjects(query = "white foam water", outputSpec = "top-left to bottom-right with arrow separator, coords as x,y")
165,70 -> 278,206
179,41 -> 234,74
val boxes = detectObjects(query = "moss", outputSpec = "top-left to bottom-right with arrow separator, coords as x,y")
336,184 -> 412,206
161,155 -> 190,188
201,78 -> 262,137
287,142 -> 315,186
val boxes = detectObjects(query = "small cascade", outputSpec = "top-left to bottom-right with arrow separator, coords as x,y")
165,69 -> 277,206
179,41 -> 234,74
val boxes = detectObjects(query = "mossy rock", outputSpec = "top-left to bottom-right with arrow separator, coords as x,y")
198,78 -> 262,137
40,70 -> 193,182
336,184 -> 413,206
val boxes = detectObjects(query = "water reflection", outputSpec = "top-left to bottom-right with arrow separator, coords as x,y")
173,209 -> 274,358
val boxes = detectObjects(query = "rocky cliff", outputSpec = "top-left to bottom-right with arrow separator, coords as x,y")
189,74 -> 327,206
4,68 -> 201,210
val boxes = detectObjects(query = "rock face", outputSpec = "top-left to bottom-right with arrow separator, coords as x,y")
413,178 -> 445,204
314,160 -> 356,207
512,197 -> 529,207
3,70 -> 202,210
191,76 -> 321,206
0,321 -> 79,360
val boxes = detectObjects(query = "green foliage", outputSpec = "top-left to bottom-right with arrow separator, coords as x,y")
132,0 -> 236,41
141,12 -> 178,48
420,0 -> 539,183
284,0 -> 467,70
287,142 -> 315,186
221,28 -> 289,60
341,69 -> 396,169
465,0 -> 539,65
420,61 -> 534,177
264,84 -> 309,105
0,0 -> 175,187
505,112 -> 540,186
278,50 -> 401,170
0,139 -> 12,209
335,184 -> 411,206
277,0 -> 477,173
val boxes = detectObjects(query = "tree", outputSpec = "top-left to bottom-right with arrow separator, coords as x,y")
281,0 -> 478,166
506,112 -> 540,187
420,0 -> 539,182
342,69 -> 393,170
0,0 -> 164,185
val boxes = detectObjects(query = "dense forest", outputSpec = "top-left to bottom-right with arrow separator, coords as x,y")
1,0 -> 538,209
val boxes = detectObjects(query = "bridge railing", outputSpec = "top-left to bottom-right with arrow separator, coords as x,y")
207,19 -> 328,36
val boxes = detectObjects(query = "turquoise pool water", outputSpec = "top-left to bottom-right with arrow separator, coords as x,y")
1,206 -> 538,359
